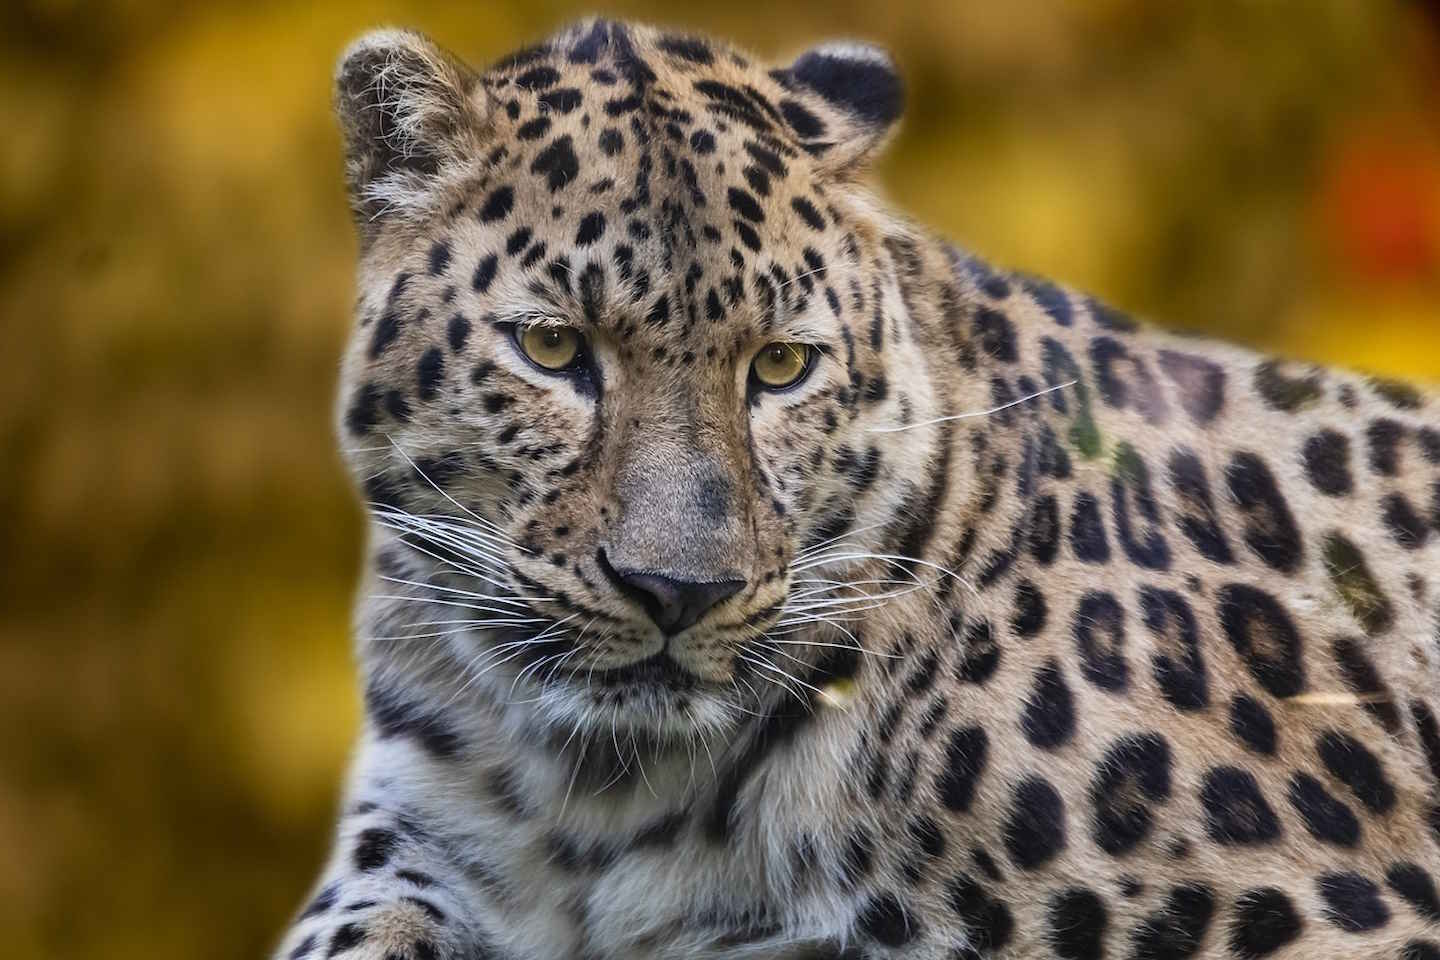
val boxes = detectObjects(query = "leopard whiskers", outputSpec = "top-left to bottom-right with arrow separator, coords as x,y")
866,379 -> 1076,435
442,613 -> 581,707
736,652 -> 823,711
382,433 -> 523,548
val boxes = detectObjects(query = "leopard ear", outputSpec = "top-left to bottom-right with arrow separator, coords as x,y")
334,29 -> 486,230
772,42 -> 904,176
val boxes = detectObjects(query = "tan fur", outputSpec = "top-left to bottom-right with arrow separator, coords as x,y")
275,18 -> 1440,960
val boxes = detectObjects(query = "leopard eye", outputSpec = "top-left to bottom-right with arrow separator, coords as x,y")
750,341 -> 813,390
517,324 -> 583,371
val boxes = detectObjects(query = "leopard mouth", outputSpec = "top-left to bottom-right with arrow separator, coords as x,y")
587,651 -> 701,690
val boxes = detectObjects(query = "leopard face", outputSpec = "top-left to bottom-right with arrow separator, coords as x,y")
335,21 -> 942,740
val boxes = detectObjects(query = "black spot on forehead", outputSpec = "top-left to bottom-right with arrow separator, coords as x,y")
539,87 -> 583,114
598,128 -> 624,156
517,117 -> 552,140
532,135 -> 580,192
658,34 -> 714,65
515,65 -> 561,90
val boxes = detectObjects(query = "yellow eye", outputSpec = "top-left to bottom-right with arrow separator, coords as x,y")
517,324 -> 582,370
751,341 -> 812,389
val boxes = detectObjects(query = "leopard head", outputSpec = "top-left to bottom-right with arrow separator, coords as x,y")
334,20 -> 954,742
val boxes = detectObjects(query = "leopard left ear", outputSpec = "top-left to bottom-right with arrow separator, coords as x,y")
771,42 -> 904,176
334,29 -> 488,234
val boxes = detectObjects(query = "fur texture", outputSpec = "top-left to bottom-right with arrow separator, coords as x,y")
275,18 -> 1440,960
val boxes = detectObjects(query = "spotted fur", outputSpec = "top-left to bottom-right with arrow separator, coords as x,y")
275,18 -> 1440,960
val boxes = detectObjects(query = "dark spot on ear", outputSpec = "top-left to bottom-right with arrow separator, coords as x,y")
789,45 -> 903,127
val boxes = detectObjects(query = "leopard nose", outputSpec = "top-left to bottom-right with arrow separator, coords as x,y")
600,553 -> 744,635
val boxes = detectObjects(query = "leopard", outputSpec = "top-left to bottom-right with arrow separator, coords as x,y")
273,17 -> 1440,960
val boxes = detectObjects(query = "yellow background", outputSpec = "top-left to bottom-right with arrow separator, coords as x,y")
2,2 -> 1438,957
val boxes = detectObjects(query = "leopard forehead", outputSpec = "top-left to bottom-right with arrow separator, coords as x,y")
354,20 -> 895,353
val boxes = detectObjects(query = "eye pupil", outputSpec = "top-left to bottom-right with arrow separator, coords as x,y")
517,324 -> 582,371
751,341 -> 812,390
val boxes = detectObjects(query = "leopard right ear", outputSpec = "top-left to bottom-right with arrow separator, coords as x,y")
334,29 -> 487,232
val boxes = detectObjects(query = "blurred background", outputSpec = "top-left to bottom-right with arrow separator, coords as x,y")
2,1 -> 1438,957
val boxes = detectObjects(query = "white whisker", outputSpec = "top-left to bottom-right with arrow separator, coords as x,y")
866,380 -> 1075,434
